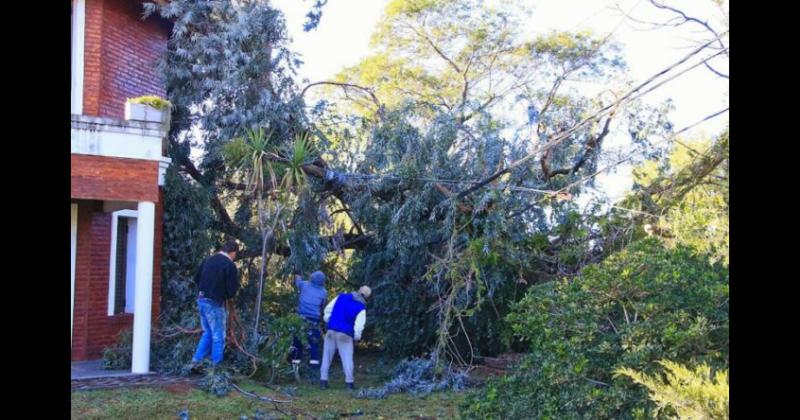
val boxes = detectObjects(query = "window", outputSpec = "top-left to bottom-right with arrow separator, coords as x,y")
71,204 -> 78,346
108,210 -> 137,315
113,218 -> 129,314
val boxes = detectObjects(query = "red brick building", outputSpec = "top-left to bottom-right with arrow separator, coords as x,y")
70,0 -> 172,374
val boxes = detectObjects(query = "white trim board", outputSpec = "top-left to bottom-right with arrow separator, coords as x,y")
71,0 -> 85,114
107,210 -> 138,316
71,204 -> 78,347
72,121 -> 165,162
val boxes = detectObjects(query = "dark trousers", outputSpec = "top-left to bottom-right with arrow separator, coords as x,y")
292,317 -> 321,364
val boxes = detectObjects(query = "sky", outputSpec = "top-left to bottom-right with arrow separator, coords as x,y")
269,0 -> 729,202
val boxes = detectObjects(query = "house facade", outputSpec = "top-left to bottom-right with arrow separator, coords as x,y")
70,0 -> 171,374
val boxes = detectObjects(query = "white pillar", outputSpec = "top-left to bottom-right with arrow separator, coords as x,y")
131,201 -> 155,374
71,0 -> 85,115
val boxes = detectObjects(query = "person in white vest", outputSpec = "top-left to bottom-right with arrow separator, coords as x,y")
319,285 -> 371,390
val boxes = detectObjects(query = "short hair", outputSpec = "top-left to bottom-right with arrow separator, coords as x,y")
221,239 -> 240,253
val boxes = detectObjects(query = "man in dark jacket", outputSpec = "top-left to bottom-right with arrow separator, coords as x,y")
291,271 -> 328,368
190,240 -> 240,367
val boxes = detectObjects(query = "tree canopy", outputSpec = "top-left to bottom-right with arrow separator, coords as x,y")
125,3 -> 729,415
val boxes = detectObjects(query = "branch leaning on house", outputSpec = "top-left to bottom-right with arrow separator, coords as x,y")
171,137 -> 244,239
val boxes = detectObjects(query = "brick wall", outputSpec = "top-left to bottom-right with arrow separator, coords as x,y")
72,199 -> 164,361
82,0 -> 105,116
82,0 -> 169,119
72,0 -> 169,363
71,154 -> 160,203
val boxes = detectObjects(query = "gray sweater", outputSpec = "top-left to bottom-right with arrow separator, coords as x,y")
295,271 -> 327,320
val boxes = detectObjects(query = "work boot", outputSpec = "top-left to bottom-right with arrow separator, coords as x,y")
346,382 -> 356,391
320,380 -> 328,389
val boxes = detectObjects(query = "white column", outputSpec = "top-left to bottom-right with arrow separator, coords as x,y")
131,201 -> 155,374
71,204 -> 78,347
71,0 -> 85,114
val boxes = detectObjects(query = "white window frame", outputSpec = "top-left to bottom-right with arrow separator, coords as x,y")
71,204 -> 78,347
108,209 -> 138,316
71,0 -> 85,115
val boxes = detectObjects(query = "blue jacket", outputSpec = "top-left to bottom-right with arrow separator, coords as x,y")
326,292 -> 366,338
295,271 -> 327,320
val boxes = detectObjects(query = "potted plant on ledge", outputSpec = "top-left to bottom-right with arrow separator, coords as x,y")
124,95 -> 171,125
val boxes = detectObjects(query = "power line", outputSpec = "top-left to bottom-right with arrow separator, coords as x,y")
500,107 -> 727,221
330,100 -> 730,202
552,107 -> 729,196
446,31 -> 728,202
327,105 -> 726,201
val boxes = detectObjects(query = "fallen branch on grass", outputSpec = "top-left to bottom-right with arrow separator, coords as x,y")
230,382 -> 293,404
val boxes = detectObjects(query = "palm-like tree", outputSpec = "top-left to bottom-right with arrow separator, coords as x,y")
224,128 -> 313,340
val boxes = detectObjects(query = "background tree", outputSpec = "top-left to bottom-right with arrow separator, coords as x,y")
127,0 -> 727,385
307,0 -> 675,361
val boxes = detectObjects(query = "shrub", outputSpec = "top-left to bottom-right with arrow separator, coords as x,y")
128,95 -> 171,110
460,238 -> 728,419
101,328 -> 132,370
257,313 -> 307,383
615,360 -> 729,419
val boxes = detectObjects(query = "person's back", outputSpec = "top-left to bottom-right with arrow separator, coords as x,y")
195,253 -> 239,305
296,272 -> 327,320
291,271 -> 328,367
190,240 -> 240,368
326,292 -> 366,337
320,286 -> 371,390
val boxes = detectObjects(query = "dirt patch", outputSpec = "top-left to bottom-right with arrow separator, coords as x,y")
476,353 -> 524,369
162,381 -> 196,394
469,365 -> 507,379
468,353 -> 525,383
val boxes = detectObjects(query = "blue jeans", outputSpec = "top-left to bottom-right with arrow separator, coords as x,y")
192,298 -> 227,365
292,317 -> 321,364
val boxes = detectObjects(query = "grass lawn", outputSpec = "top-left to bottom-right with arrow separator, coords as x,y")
71,353 -> 470,419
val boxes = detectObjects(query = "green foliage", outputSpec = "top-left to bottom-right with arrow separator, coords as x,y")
317,0 -> 668,363
283,134 -> 313,190
144,0 -> 307,171
615,360 -> 729,419
631,130 -> 729,265
128,95 -> 171,110
257,313 -> 307,383
160,165 -> 218,323
101,329 -> 133,370
144,0 -> 698,391
460,238 -> 728,419
141,0 -> 322,380
223,128 -> 277,195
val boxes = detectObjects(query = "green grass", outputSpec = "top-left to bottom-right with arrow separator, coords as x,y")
72,353 -> 468,419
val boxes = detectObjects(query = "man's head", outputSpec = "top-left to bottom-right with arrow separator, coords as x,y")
221,239 -> 240,259
310,271 -> 326,287
358,285 -> 372,299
